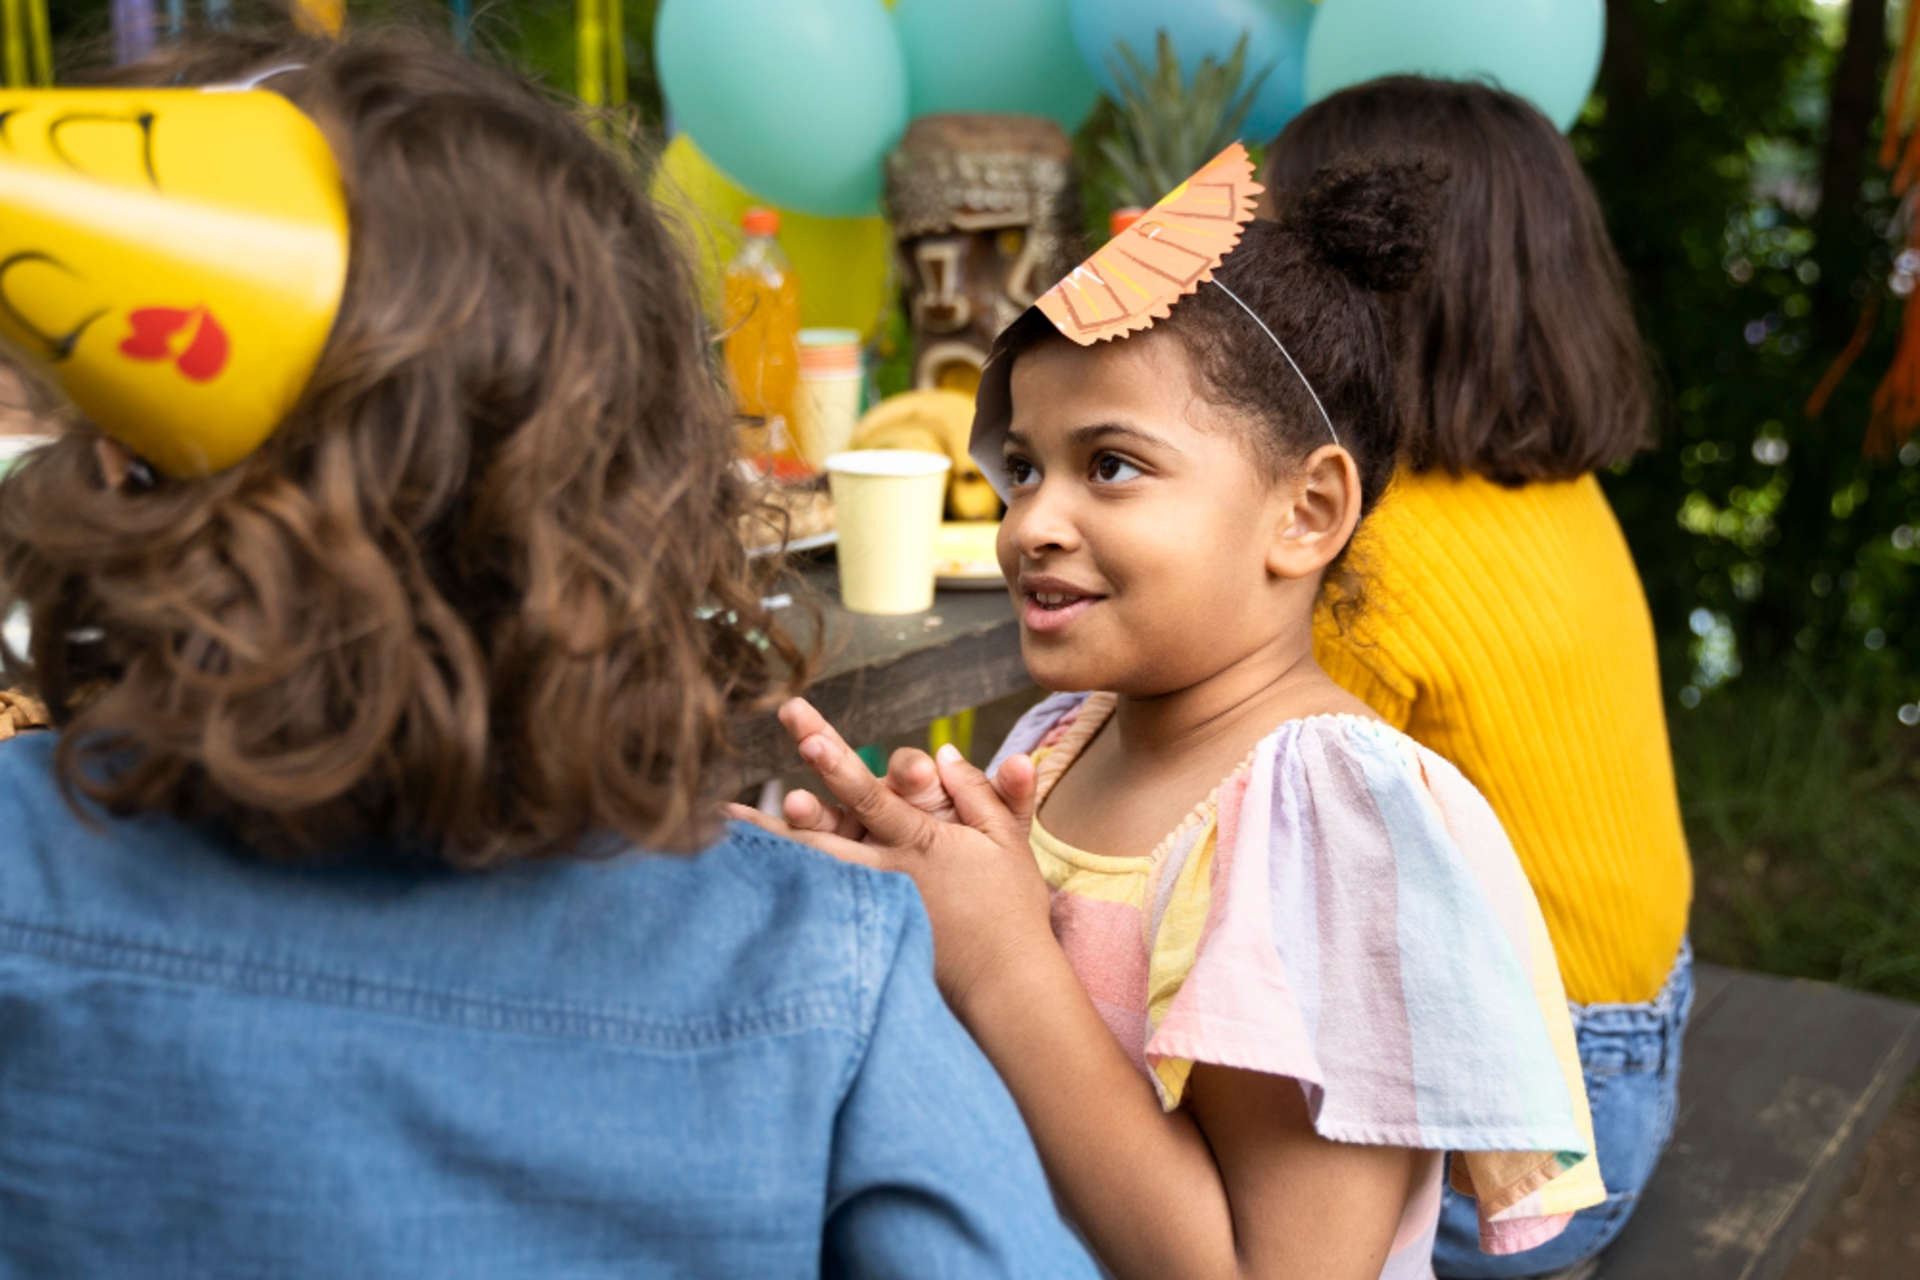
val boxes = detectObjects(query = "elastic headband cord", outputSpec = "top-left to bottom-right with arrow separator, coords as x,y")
204,63 -> 308,93
1207,278 -> 1339,448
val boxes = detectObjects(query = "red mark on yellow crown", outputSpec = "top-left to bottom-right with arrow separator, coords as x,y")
119,306 -> 230,382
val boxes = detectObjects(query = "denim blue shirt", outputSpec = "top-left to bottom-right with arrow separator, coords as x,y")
0,733 -> 1096,1278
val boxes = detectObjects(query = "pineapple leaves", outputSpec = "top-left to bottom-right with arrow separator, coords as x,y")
1099,30 -> 1275,209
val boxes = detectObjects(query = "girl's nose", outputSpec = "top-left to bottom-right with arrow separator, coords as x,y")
1006,480 -> 1081,560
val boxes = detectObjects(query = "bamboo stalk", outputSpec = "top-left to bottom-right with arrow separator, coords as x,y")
26,0 -> 50,85
577,0 -> 605,107
606,0 -> 625,109
3,0 -> 29,89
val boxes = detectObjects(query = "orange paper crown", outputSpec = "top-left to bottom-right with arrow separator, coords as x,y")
0,87 -> 349,477
970,144 -> 1264,494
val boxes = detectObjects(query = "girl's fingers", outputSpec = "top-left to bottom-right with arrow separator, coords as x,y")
888,747 -> 957,819
993,753 -> 1039,829
792,726 -> 938,851
777,698 -> 846,755
932,744 -> 1014,831
724,801 -> 886,870
724,802 -> 794,838
782,787 -> 863,839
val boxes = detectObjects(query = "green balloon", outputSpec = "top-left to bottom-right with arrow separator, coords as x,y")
655,0 -> 909,218
1304,0 -> 1604,133
893,0 -> 1101,133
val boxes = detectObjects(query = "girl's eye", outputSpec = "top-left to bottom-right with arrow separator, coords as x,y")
1003,456 -> 1038,489
1091,453 -> 1142,484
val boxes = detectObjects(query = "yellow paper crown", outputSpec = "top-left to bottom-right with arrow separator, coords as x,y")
0,87 -> 348,476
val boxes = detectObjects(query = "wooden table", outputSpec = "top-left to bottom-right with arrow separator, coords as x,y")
734,565 -> 1029,780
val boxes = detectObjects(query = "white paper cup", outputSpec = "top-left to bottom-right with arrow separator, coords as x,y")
826,449 -> 952,615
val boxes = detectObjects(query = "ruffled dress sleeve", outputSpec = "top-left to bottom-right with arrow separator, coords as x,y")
987,691 -> 1091,777
1141,715 -> 1606,1255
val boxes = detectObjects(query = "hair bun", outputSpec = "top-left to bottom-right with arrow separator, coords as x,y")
1288,154 -> 1443,293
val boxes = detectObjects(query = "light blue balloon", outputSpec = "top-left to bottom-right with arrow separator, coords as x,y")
1068,0 -> 1318,143
1304,0 -> 1604,133
655,0 -> 909,217
893,0 -> 1101,134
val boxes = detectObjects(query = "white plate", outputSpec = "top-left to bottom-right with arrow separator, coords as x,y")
748,530 -> 837,559
937,572 -> 1006,591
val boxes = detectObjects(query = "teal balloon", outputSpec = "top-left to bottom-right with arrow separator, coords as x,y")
655,0 -> 908,217
893,0 -> 1101,134
1304,0 -> 1604,133
1068,0 -> 1318,142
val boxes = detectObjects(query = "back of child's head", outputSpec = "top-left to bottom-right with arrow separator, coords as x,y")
1265,76 -> 1652,485
0,27 -> 800,865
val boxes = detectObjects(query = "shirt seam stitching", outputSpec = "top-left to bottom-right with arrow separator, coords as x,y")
0,917 -> 857,1048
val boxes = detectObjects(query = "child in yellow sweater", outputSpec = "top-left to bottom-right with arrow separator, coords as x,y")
1265,78 -> 1693,1277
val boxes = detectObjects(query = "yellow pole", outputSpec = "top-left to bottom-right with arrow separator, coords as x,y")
26,0 -> 50,85
605,0 -> 626,109
577,0 -> 605,107
2,0 -> 28,89
927,709 -> 976,760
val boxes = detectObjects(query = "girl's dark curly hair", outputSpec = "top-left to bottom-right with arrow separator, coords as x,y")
0,27 -> 806,866
1162,157 -> 1440,529
999,155 -> 1438,559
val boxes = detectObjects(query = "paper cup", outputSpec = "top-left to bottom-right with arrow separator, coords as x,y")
794,329 -> 863,467
826,449 -> 952,615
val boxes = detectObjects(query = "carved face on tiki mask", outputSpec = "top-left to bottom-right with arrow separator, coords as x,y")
883,115 -> 1081,399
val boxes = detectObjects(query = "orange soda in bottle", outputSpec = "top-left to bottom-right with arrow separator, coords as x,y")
723,207 -> 803,471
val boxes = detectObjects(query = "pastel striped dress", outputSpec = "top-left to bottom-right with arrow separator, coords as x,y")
991,692 -> 1606,1280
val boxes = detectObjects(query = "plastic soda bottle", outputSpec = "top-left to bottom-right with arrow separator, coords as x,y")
723,207 -> 803,469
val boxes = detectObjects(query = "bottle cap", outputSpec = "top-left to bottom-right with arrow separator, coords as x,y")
742,207 -> 780,237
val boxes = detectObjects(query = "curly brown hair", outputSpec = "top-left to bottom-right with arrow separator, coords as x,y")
1265,77 -> 1654,485
0,27 -> 805,866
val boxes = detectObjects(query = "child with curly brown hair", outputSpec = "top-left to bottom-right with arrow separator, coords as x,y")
740,149 -> 1606,1280
0,26 -> 1098,1279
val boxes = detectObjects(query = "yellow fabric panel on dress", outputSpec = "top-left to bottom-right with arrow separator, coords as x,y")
1144,822 -> 1216,1104
1316,470 -> 1692,1004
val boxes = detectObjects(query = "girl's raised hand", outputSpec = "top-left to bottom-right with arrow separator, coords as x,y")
728,698 -> 1052,1017
774,741 -> 960,841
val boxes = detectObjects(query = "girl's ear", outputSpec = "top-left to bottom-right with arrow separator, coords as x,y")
1266,444 -> 1364,580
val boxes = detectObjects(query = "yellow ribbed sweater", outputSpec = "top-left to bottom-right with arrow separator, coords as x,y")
1315,470 -> 1692,1004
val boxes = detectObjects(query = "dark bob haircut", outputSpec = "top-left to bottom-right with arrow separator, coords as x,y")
1265,76 -> 1653,485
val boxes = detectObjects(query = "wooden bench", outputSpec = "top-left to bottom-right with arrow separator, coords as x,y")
739,569 -> 1920,1280
1595,965 -> 1920,1280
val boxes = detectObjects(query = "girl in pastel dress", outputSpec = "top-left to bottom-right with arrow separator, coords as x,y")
737,150 -> 1604,1280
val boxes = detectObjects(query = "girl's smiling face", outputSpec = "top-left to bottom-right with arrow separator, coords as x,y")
996,328 -> 1310,697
